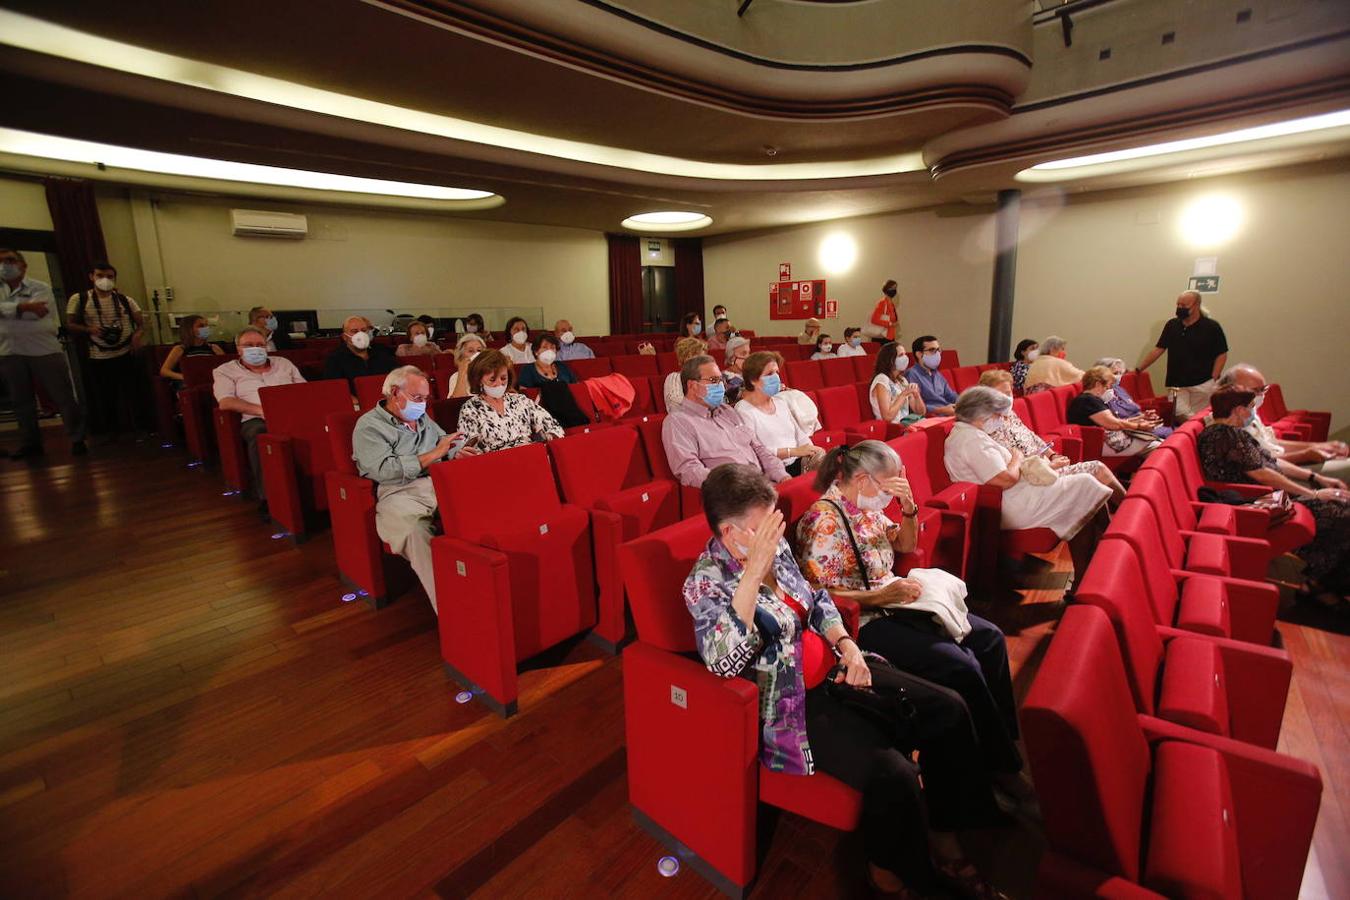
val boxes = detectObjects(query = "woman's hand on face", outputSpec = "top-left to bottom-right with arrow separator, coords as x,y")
835,640 -> 871,687
742,509 -> 785,582
878,475 -> 915,511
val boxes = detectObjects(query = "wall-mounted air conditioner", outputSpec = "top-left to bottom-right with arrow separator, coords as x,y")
231,209 -> 308,239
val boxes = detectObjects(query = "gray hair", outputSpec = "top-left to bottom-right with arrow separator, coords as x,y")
1217,362 -> 1260,388
1040,336 -> 1067,356
235,325 -> 268,343
723,336 -> 750,365
1094,357 -> 1125,371
248,306 -> 270,321
455,332 -> 486,351
382,364 -> 429,398
680,354 -> 716,394
812,439 -> 901,491
954,385 -> 1012,424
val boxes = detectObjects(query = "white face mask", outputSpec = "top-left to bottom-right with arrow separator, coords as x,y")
511,330 -> 528,345
894,353 -> 909,372
483,383 -> 508,398
981,416 -> 1002,435
349,330 -> 371,350
412,333 -> 428,347
820,344 -> 833,354
93,277 -> 115,292
537,349 -> 558,366
466,324 -> 478,333
559,331 -> 575,345
856,480 -> 892,512
1025,349 -> 1039,361
1102,388 -> 1116,403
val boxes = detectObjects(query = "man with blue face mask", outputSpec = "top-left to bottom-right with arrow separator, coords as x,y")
213,326 -> 305,512
661,354 -> 789,488
908,335 -> 958,417
352,365 -> 479,613
248,306 -> 291,351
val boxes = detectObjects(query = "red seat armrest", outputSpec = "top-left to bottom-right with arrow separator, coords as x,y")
1173,572 -> 1279,647
588,508 -> 627,650
431,536 -> 519,716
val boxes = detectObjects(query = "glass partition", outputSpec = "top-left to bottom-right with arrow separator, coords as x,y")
149,306 -> 545,344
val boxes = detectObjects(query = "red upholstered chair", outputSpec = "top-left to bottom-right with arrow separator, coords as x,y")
655,351 -> 678,375
939,349 -> 960,369
633,413 -> 703,519
1022,604 -> 1320,900
618,375 -> 660,419
1101,501 -> 1279,647
611,354 -> 660,379
1013,397 -> 1082,461
212,407 -> 249,495
818,357 -> 856,387
178,355 -> 232,465
1124,472 -> 1272,579
323,410 -> 404,608
1077,541 -> 1290,749
620,518 -> 864,896
430,396 -> 468,432
849,355 -> 875,382
567,357 -> 612,380
1263,384 -> 1330,441
948,366 -> 981,392
1128,369 -> 1175,423
354,374 -> 385,410
783,360 -> 824,392
814,385 -> 898,443
890,428 -> 976,578
1025,390 -> 1105,461
429,443 -> 599,716
549,426 -> 680,649
256,380 -> 355,541
1139,450 -> 1268,539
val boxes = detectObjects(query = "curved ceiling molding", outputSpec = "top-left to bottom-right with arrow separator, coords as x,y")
0,8 -> 925,183
372,0 -> 1032,117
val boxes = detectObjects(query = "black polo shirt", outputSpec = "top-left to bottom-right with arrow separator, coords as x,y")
322,343 -> 397,391
1155,315 -> 1228,388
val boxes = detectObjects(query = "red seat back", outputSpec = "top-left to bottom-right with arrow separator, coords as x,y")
1021,604 -> 1152,883
818,358 -> 855,387
850,355 -> 875,382
655,352 -> 678,375
1263,383 -> 1290,419
1130,468 -> 1198,531
814,385 -> 862,430
550,425 -> 651,506
949,366 -> 981,392
619,517 -> 713,652
624,376 -> 659,418
1118,370 -> 1141,401
431,396 -> 469,433
325,410 -> 361,476
259,380 -> 355,508
1101,499 -> 1182,627
1052,385 -> 1077,420
939,349 -> 960,369
1026,390 -> 1064,433
182,354 -> 232,389
1076,542 -> 1165,716
634,413 -> 673,481
1135,370 -> 1159,401
568,381 -> 599,422
568,357 -> 612,380
612,354 -> 660,379
431,443 -> 561,542
891,430 -> 936,501
783,360 -> 824,392
355,374 -> 385,410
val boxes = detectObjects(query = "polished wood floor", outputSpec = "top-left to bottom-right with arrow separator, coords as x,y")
0,435 -> 1344,899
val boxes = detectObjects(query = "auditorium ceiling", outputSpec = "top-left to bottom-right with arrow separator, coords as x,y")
0,0 -> 1347,233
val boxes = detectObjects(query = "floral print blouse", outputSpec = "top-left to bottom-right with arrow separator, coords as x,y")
457,392 -> 563,453
797,485 -> 902,627
683,534 -> 844,775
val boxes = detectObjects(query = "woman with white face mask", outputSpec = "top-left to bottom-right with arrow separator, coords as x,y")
500,316 -> 535,365
445,333 -> 486,398
396,321 -> 439,358
457,349 -> 563,453
1009,339 -> 1038,394
795,440 -> 1034,815
869,341 -> 925,426
944,386 -> 1112,593
517,334 -> 577,389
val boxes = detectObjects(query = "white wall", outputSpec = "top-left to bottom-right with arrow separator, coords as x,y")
702,206 -> 995,359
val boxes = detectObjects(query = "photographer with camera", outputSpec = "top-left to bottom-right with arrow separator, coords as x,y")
65,261 -> 145,439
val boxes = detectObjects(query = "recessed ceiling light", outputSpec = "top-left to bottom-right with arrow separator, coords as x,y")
1018,109 -> 1350,181
621,211 -> 713,232
0,128 -> 501,202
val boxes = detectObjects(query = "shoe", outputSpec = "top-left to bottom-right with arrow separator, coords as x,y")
9,445 -> 44,460
71,441 -> 88,456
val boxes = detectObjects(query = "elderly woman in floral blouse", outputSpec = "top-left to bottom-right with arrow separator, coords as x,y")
685,464 -> 1007,899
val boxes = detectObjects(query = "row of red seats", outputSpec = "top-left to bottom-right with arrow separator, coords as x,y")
1022,419 -> 1327,897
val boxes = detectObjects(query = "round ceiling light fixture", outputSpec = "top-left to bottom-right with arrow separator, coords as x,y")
621,211 -> 713,232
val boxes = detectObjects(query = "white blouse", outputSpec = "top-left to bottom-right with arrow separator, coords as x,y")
501,343 -> 534,365
869,374 -> 912,424
735,398 -> 810,453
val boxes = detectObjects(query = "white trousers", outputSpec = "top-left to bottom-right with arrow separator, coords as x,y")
375,478 -> 439,613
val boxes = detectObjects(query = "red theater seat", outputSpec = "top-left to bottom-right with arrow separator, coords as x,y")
354,374 -> 384,410
814,384 -> 900,444
783,360 -> 824,392
256,380 -> 356,541
611,354 -> 660,379
1022,604 -> 1320,900
890,428 -> 976,578
1262,383 -> 1330,441
634,413 -> 702,518
322,410 -> 404,608
550,426 -> 680,648
567,357 -> 612,380
818,357 -> 856,387
948,365 -> 981,392
429,443 -> 600,716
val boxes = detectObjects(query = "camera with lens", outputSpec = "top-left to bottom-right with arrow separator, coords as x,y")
99,324 -> 124,346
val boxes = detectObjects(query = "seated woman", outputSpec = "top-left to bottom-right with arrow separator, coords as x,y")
501,316 -> 535,365
1008,339 -> 1037,395
160,315 -> 224,383
1067,367 -> 1161,457
678,311 -> 703,341
1094,357 -> 1172,439
460,312 -> 490,342
396,320 -> 440,358
978,369 -> 1124,505
721,336 -> 751,404
869,341 -> 925,427
734,351 -> 825,476
662,336 -> 708,413
810,333 -> 836,360
457,350 -> 563,452
685,464 -> 1006,899
796,441 -> 1033,809
1022,336 -> 1080,395
944,386 -> 1112,592
445,333 -> 486,398
517,333 -> 577,389
1200,387 -> 1349,607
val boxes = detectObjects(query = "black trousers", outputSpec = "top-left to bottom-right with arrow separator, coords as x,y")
86,353 -> 140,436
241,418 -> 268,501
859,612 -> 1023,775
805,665 -> 996,887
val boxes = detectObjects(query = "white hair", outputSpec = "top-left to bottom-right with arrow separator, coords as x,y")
1094,357 -> 1125,371
1040,336 -> 1067,355
455,332 -> 486,351
954,385 -> 1012,423
382,365 -> 429,398
1217,362 -> 1260,388
723,336 -> 750,365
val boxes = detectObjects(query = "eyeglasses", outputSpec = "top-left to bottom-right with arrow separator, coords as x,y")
402,393 -> 430,403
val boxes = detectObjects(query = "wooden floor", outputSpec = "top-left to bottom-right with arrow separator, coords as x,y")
0,434 -> 1344,899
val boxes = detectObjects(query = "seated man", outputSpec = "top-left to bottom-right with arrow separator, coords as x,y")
323,315 -> 396,397
248,305 -> 291,351
352,365 -> 478,613
908,335 -> 958,416
212,326 -> 306,511
706,318 -> 734,353
1217,363 -> 1348,484
553,319 -> 594,361
661,354 -> 789,487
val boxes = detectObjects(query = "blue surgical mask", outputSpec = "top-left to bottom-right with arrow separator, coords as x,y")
922,351 -> 942,369
195,326 -> 211,340
399,400 -> 426,422
692,322 -> 703,335
241,346 -> 268,366
760,373 -> 782,397
849,337 -> 862,348
703,382 -> 725,407
264,315 -> 278,332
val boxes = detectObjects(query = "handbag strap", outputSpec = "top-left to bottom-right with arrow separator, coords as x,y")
824,499 -> 871,591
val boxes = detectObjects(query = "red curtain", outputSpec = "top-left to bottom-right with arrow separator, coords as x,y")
607,233 -> 643,335
673,237 -> 705,327
43,177 -> 108,301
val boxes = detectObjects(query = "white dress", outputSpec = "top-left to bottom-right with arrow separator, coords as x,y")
501,343 -> 534,365
735,398 -> 809,454
869,374 -> 913,424
943,421 -> 1110,540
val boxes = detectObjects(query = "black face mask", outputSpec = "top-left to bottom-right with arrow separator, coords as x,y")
1175,307 -> 1190,320
883,287 -> 897,298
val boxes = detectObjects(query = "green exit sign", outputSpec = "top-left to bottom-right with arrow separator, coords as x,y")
1188,276 -> 1220,294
